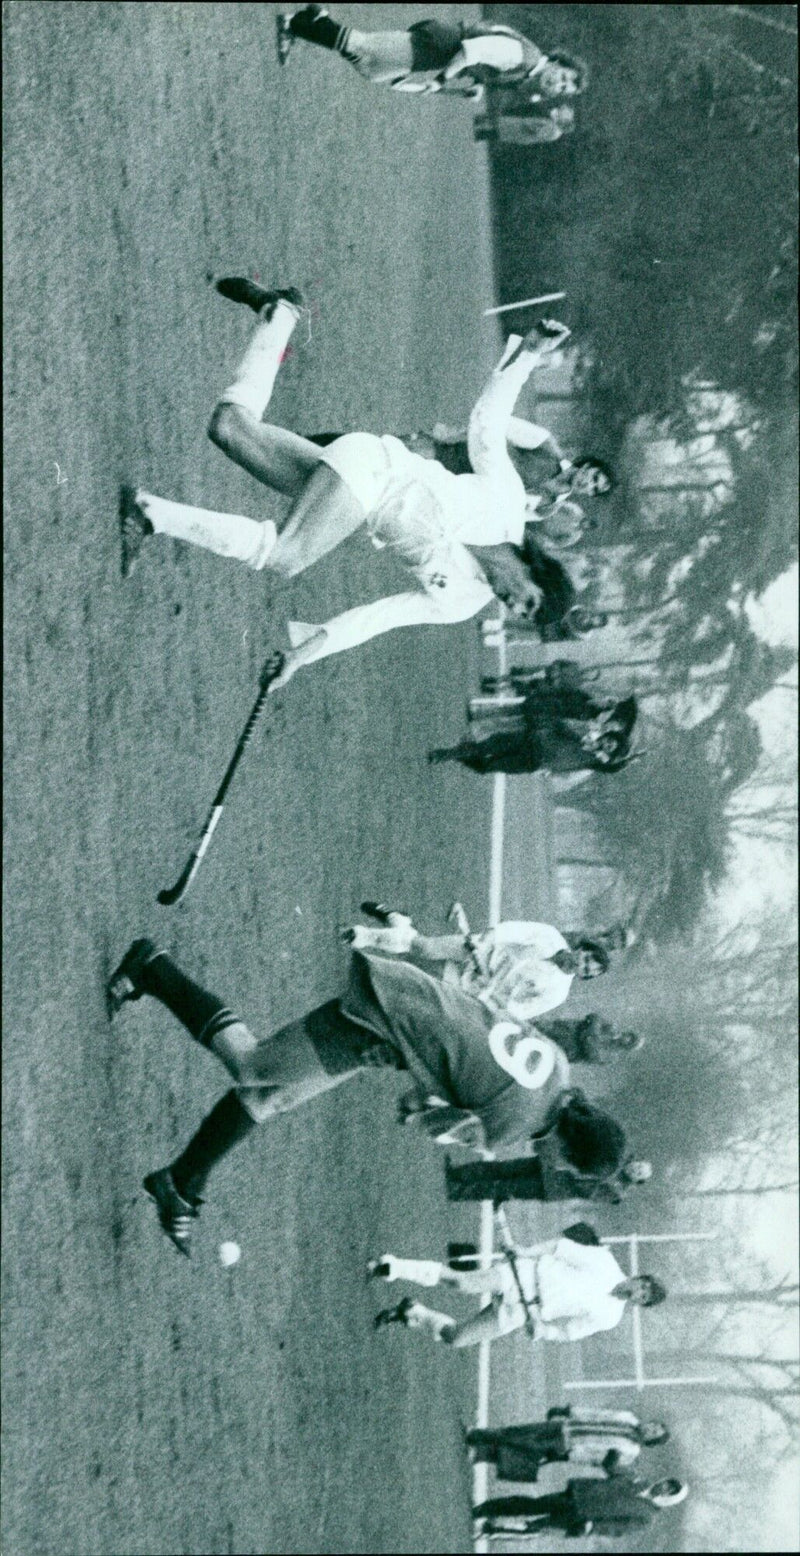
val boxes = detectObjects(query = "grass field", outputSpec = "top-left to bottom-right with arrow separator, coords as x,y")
0,5 -> 561,1553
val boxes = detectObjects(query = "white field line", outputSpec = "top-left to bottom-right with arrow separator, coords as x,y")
473,616 -> 509,1551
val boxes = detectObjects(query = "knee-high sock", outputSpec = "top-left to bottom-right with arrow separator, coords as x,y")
383,1256 -> 444,1286
218,300 -> 299,420
138,953 -> 239,1047
288,7 -> 358,60
169,1089 -> 256,1203
136,490 -> 276,569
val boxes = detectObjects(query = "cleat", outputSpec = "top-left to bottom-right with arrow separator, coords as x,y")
366,1257 -> 392,1281
119,485 -> 153,579
360,901 -> 407,925
338,926 -> 356,945
106,938 -> 161,1016
373,1295 -> 414,1330
143,1167 -> 202,1258
215,277 -> 305,317
276,13 -> 294,65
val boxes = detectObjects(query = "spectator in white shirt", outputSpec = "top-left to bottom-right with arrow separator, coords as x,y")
120,283 -> 573,694
276,9 -> 588,105
343,910 -> 611,1023
371,1222 -> 666,1348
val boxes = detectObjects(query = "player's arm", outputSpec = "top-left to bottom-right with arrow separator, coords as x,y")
505,415 -> 564,461
536,1308 -> 599,1342
466,324 -> 570,485
402,1098 -> 487,1150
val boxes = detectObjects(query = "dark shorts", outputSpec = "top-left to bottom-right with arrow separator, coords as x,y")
433,437 -> 472,476
408,18 -> 462,72
305,999 -> 406,1077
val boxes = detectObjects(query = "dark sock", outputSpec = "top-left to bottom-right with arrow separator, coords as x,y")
170,1089 -> 256,1203
138,953 -> 237,1045
289,8 -> 347,52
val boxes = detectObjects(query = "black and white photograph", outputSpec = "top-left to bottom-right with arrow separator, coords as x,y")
3,4 -> 798,1553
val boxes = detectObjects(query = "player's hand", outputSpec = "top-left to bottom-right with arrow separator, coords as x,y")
525,319 -> 571,354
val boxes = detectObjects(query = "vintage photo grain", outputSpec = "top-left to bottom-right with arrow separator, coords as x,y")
3,5 -> 798,1553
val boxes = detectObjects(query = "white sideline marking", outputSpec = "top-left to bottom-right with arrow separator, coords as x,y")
473,629 -> 509,1550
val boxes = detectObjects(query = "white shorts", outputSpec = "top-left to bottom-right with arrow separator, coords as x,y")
316,432 -> 400,521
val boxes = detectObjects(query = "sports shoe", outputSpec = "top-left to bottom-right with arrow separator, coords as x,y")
106,938 -> 161,1016
366,1257 -> 392,1281
215,277 -> 305,317
119,486 -> 153,579
360,901 -> 407,924
143,1167 -> 202,1258
373,1295 -> 414,1331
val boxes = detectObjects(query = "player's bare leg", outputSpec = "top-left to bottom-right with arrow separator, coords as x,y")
121,280 -> 365,578
108,940 -> 355,1255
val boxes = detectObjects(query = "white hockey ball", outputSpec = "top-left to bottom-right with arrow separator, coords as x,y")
219,1240 -> 241,1267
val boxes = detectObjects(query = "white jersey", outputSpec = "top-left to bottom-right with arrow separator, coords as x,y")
461,920 -> 574,1022
298,338 -> 539,664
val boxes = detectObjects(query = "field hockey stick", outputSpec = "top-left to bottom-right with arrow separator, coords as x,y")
157,652 -> 285,906
448,901 -> 488,980
493,1204 -> 538,1338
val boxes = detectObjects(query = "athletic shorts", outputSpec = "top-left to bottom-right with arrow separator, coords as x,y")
304,1000 -> 406,1077
408,19 -> 463,72
317,432 -> 396,518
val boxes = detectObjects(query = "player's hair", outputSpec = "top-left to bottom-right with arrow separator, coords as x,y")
519,529 -> 577,629
572,455 -> 616,492
555,1089 -> 627,1175
573,937 -> 612,973
639,1275 -> 668,1307
544,50 -> 590,93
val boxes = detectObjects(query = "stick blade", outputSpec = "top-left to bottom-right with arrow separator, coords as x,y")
157,853 -> 202,907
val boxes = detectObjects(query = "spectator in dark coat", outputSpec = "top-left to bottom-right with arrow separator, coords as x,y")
536,1012 -> 644,1064
467,1407 -> 670,1479
445,1088 -> 651,1205
475,1476 -> 688,1538
428,684 -> 639,774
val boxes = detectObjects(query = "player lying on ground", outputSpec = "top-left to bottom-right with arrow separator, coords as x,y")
467,1407 -> 670,1481
342,903 -> 610,1022
277,8 -> 588,107
474,1477 -> 687,1540
370,1220 -> 666,1349
120,283 -> 573,692
107,938 -> 598,1257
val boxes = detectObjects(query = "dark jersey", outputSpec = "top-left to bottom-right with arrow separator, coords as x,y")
341,951 -> 570,1149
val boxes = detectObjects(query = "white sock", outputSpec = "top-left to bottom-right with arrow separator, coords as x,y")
218,301 -> 300,421
138,490 -> 276,570
404,1301 -> 456,1340
384,1256 -> 443,1287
